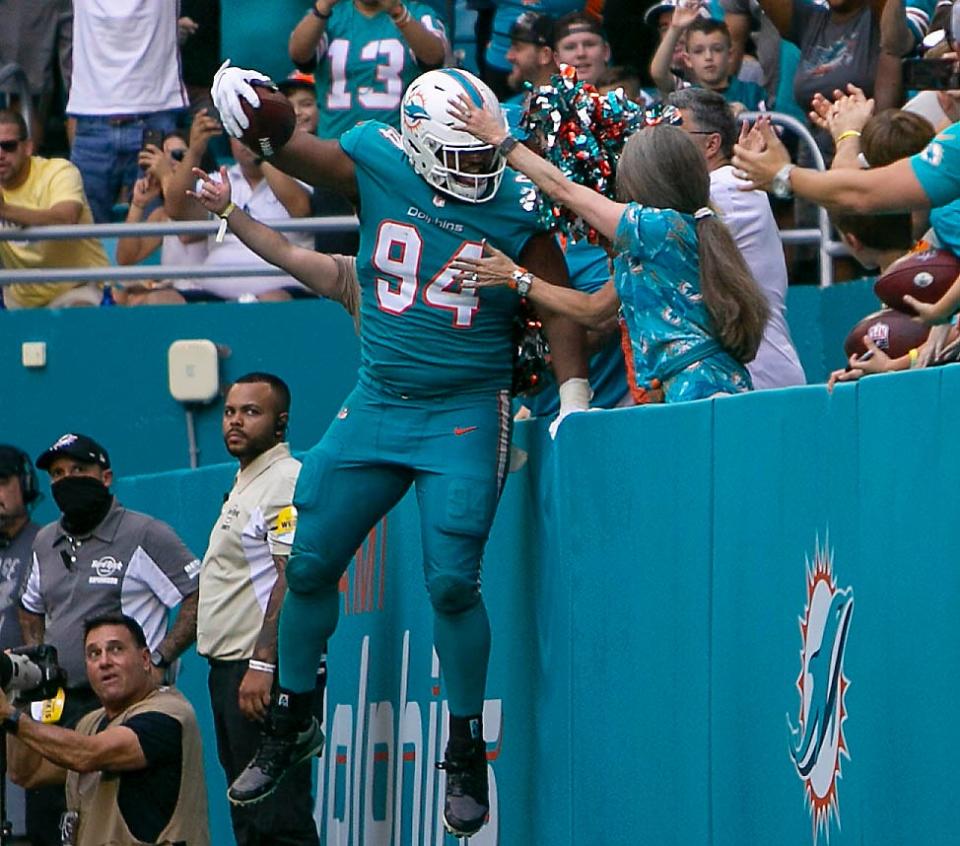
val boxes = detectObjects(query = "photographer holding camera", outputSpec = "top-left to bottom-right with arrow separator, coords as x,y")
3,614 -> 209,846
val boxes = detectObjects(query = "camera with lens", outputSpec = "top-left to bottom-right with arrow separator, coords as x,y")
0,645 -> 67,703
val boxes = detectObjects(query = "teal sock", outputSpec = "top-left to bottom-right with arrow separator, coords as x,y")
279,586 -> 339,693
434,600 -> 491,716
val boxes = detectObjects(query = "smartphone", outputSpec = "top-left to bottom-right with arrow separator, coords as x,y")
902,57 -> 960,91
142,127 -> 164,151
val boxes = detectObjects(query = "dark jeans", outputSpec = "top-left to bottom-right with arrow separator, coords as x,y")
208,660 -> 320,846
25,686 -> 101,846
70,110 -> 180,223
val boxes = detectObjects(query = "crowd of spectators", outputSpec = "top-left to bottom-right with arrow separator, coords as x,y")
2,0 -> 960,376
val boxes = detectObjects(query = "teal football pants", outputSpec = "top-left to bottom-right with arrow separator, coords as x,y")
280,381 -> 512,717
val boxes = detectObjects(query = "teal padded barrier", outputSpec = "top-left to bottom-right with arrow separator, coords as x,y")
110,367 -> 960,845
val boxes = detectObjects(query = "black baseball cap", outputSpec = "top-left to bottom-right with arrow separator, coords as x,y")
276,70 -> 316,94
554,11 -> 606,44
36,434 -> 111,471
509,11 -> 555,46
0,445 -> 27,477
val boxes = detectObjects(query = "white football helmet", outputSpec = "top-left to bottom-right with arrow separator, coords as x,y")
401,69 -> 507,204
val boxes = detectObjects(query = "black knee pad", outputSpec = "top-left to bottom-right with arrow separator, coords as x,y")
427,573 -> 481,616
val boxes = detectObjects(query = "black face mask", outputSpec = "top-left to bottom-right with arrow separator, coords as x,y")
52,476 -> 112,535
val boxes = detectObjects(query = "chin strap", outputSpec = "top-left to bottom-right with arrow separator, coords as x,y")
548,378 -> 593,440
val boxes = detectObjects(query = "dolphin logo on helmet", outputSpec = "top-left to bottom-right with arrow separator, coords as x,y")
400,68 -> 507,204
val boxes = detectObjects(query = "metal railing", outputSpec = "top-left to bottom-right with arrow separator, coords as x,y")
0,216 -> 359,285
0,113 -> 848,289
0,63 -> 35,140
740,111 -> 849,288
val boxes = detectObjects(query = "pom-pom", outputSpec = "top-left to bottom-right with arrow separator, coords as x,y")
520,68 -> 680,243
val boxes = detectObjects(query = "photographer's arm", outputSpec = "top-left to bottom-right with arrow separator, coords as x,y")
8,720 -> 147,783
7,731 -> 66,788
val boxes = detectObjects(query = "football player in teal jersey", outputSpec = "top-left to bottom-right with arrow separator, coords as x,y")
211,63 -> 589,837
289,0 -> 447,140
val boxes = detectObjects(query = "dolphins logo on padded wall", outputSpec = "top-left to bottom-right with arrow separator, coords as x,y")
787,536 -> 854,845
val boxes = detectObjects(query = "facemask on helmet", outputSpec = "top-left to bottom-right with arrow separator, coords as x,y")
401,69 -> 507,204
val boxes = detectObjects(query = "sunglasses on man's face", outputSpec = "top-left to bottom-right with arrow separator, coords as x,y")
170,149 -> 185,162
0,139 -> 23,153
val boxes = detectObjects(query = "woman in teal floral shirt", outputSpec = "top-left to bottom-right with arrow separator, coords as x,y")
449,107 -> 768,403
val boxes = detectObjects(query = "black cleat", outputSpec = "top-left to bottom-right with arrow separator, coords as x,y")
227,716 -> 324,806
438,736 -> 489,837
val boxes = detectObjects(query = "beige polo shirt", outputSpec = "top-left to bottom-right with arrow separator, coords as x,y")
196,443 -> 300,661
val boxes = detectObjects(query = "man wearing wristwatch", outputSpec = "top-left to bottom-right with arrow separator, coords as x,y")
288,0 -> 448,140
4,614 -> 209,846
196,373 -> 322,846
19,433 -> 200,846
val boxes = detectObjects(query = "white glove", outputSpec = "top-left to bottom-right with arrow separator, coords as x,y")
211,59 -> 273,138
548,378 -> 593,439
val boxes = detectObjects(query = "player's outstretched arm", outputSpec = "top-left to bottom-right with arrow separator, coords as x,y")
268,131 -> 359,204
211,61 -> 359,202
522,233 -> 596,435
449,96 -> 625,240
187,167 -> 345,300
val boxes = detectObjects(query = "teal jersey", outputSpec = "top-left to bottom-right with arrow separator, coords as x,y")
911,123 -> 960,254
912,123 -> 960,209
688,77 -> 766,110
716,77 -> 766,111
340,120 -> 547,397
316,2 -> 447,140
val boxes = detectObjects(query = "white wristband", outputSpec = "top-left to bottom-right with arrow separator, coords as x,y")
557,377 -> 592,413
248,659 -> 276,674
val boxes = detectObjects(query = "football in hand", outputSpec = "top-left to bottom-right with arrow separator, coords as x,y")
843,308 -> 930,361
874,248 -> 960,314
239,81 -> 296,158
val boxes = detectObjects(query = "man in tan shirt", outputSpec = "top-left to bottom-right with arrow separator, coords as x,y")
4,613 -> 209,846
0,109 -> 106,308
197,372 -> 322,846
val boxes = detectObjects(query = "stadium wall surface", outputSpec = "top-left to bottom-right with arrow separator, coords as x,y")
111,365 -> 960,846
2,279 -> 878,490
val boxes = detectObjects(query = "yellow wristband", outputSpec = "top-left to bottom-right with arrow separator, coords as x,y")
835,130 -> 862,145
909,347 -> 919,368
218,201 -> 236,220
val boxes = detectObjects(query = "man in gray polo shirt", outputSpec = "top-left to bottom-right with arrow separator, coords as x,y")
18,432 -> 200,846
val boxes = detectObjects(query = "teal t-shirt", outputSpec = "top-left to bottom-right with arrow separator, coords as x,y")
340,120 -> 547,397
714,77 -> 766,111
316,1 -> 446,140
